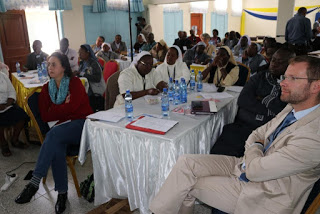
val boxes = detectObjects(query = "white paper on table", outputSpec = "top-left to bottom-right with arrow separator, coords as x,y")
0,105 -> 12,113
87,111 -> 124,123
131,116 -> 178,133
48,120 -> 71,128
202,83 -> 217,92
200,92 -> 233,99
227,86 -> 243,93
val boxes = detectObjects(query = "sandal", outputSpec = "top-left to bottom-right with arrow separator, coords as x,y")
11,140 -> 29,149
1,144 -> 12,157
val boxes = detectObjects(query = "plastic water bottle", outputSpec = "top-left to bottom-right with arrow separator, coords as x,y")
190,70 -> 196,92
125,90 -> 133,121
16,62 -> 21,77
180,78 -> 187,103
127,48 -> 131,57
174,80 -> 180,105
161,88 -> 169,118
197,71 -> 203,92
37,64 -> 43,82
168,77 -> 174,104
41,61 -> 48,81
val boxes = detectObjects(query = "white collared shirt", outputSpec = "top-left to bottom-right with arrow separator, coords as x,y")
56,48 -> 79,71
0,72 -> 16,104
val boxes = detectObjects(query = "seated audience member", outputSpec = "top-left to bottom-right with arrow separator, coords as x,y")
141,33 -> 157,52
311,28 -> 320,51
77,44 -> 106,112
200,33 -> 216,57
150,39 -> 168,62
115,52 -> 167,105
187,29 -> 201,47
222,32 -> 229,45
211,48 -> 296,157
210,29 -> 221,46
0,62 -> 9,76
91,36 -> 105,54
235,32 -> 241,39
156,45 -> 190,83
0,72 -> 29,157
150,55 -> 320,214
224,31 -> 239,50
111,35 -> 127,54
173,31 -> 192,54
233,35 -> 251,56
242,43 -> 268,75
96,43 -> 124,62
260,37 -> 277,58
15,52 -> 93,214
137,18 -> 152,39
202,46 -> 239,86
134,33 -> 147,53
183,42 -> 211,68
56,38 -> 78,72
25,40 -> 48,70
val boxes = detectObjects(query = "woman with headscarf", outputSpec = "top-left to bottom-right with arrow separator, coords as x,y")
115,51 -> 167,106
15,52 -> 92,213
202,46 -> 239,86
150,39 -> 169,62
233,35 -> 251,56
200,33 -> 216,57
134,34 -> 147,53
155,45 -> 190,83
77,44 -> 106,111
96,43 -> 121,62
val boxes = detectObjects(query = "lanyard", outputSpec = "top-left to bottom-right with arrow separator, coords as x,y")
216,68 -> 224,87
142,77 -> 146,90
167,66 -> 176,80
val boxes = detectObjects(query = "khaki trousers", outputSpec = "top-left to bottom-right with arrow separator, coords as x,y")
149,154 -> 246,214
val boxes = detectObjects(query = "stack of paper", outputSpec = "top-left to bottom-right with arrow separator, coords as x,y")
87,111 -> 124,123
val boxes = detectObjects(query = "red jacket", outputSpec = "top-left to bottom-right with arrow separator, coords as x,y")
39,76 -> 93,123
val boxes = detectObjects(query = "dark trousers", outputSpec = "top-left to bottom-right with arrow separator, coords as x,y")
33,119 -> 85,192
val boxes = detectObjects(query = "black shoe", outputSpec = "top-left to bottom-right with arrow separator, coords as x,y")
15,183 -> 38,204
55,192 -> 67,214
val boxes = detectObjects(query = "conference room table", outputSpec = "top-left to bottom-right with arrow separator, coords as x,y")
78,88 -> 241,214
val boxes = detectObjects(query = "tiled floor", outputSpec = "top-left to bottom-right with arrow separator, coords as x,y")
0,144 -> 212,214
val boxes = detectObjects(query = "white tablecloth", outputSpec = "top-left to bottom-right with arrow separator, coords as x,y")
12,70 -> 48,88
78,92 -> 239,213
116,57 -> 132,71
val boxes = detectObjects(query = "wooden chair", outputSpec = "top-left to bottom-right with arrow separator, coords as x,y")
103,60 -> 119,84
235,62 -> 251,86
105,70 -> 121,110
25,87 -> 82,197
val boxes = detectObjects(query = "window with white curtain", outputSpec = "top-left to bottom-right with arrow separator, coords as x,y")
163,3 -> 180,12
231,0 -> 242,16
107,0 -> 128,11
214,0 -> 228,15
190,1 -> 208,14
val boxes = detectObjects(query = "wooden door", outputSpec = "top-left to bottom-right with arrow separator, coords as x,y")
191,13 -> 203,36
0,10 -> 30,74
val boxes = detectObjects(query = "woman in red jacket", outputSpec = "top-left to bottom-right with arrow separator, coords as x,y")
15,52 -> 93,214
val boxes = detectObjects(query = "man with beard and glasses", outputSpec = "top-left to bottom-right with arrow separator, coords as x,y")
150,55 -> 320,214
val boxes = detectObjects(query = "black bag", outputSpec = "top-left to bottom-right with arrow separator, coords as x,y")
80,174 -> 95,203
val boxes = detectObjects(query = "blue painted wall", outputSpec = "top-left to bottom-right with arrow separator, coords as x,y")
163,11 -> 183,46
83,6 -> 141,48
211,13 -> 228,38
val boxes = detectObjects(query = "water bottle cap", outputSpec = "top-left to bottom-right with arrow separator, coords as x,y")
126,89 -> 130,93
175,80 -> 179,83
198,71 -> 202,74
169,77 -> 173,81
163,88 -> 168,92
181,78 -> 185,81
191,70 -> 194,73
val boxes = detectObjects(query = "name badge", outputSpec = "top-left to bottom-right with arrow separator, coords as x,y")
183,46 -> 187,51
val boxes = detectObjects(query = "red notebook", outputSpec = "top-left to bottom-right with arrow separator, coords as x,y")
126,116 -> 178,135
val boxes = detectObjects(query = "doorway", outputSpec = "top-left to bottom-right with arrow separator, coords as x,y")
191,13 -> 203,36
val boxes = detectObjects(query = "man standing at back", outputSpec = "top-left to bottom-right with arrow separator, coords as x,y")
285,7 -> 312,55
150,55 -> 320,214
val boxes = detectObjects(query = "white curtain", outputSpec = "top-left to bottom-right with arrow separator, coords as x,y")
231,0 -> 242,16
214,0 -> 228,15
108,0 -> 128,11
190,1 -> 208,14
163,3 -> 180,12
4,0 -> 48,10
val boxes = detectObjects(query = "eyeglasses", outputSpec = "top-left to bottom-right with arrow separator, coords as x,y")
280,75 -> 319,82
140,61 -> 152,68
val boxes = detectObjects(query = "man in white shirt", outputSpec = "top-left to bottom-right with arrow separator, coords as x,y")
56,38 -> 79,72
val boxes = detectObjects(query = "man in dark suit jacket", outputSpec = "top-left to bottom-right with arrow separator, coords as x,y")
25,40 -> 48,70
173,31 -> 192,54
111,35 -> 127,54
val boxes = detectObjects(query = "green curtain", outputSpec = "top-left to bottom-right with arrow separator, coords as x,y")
93,0 -> 107,13
48,0 -> 72,10
0,0 -> 6,12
